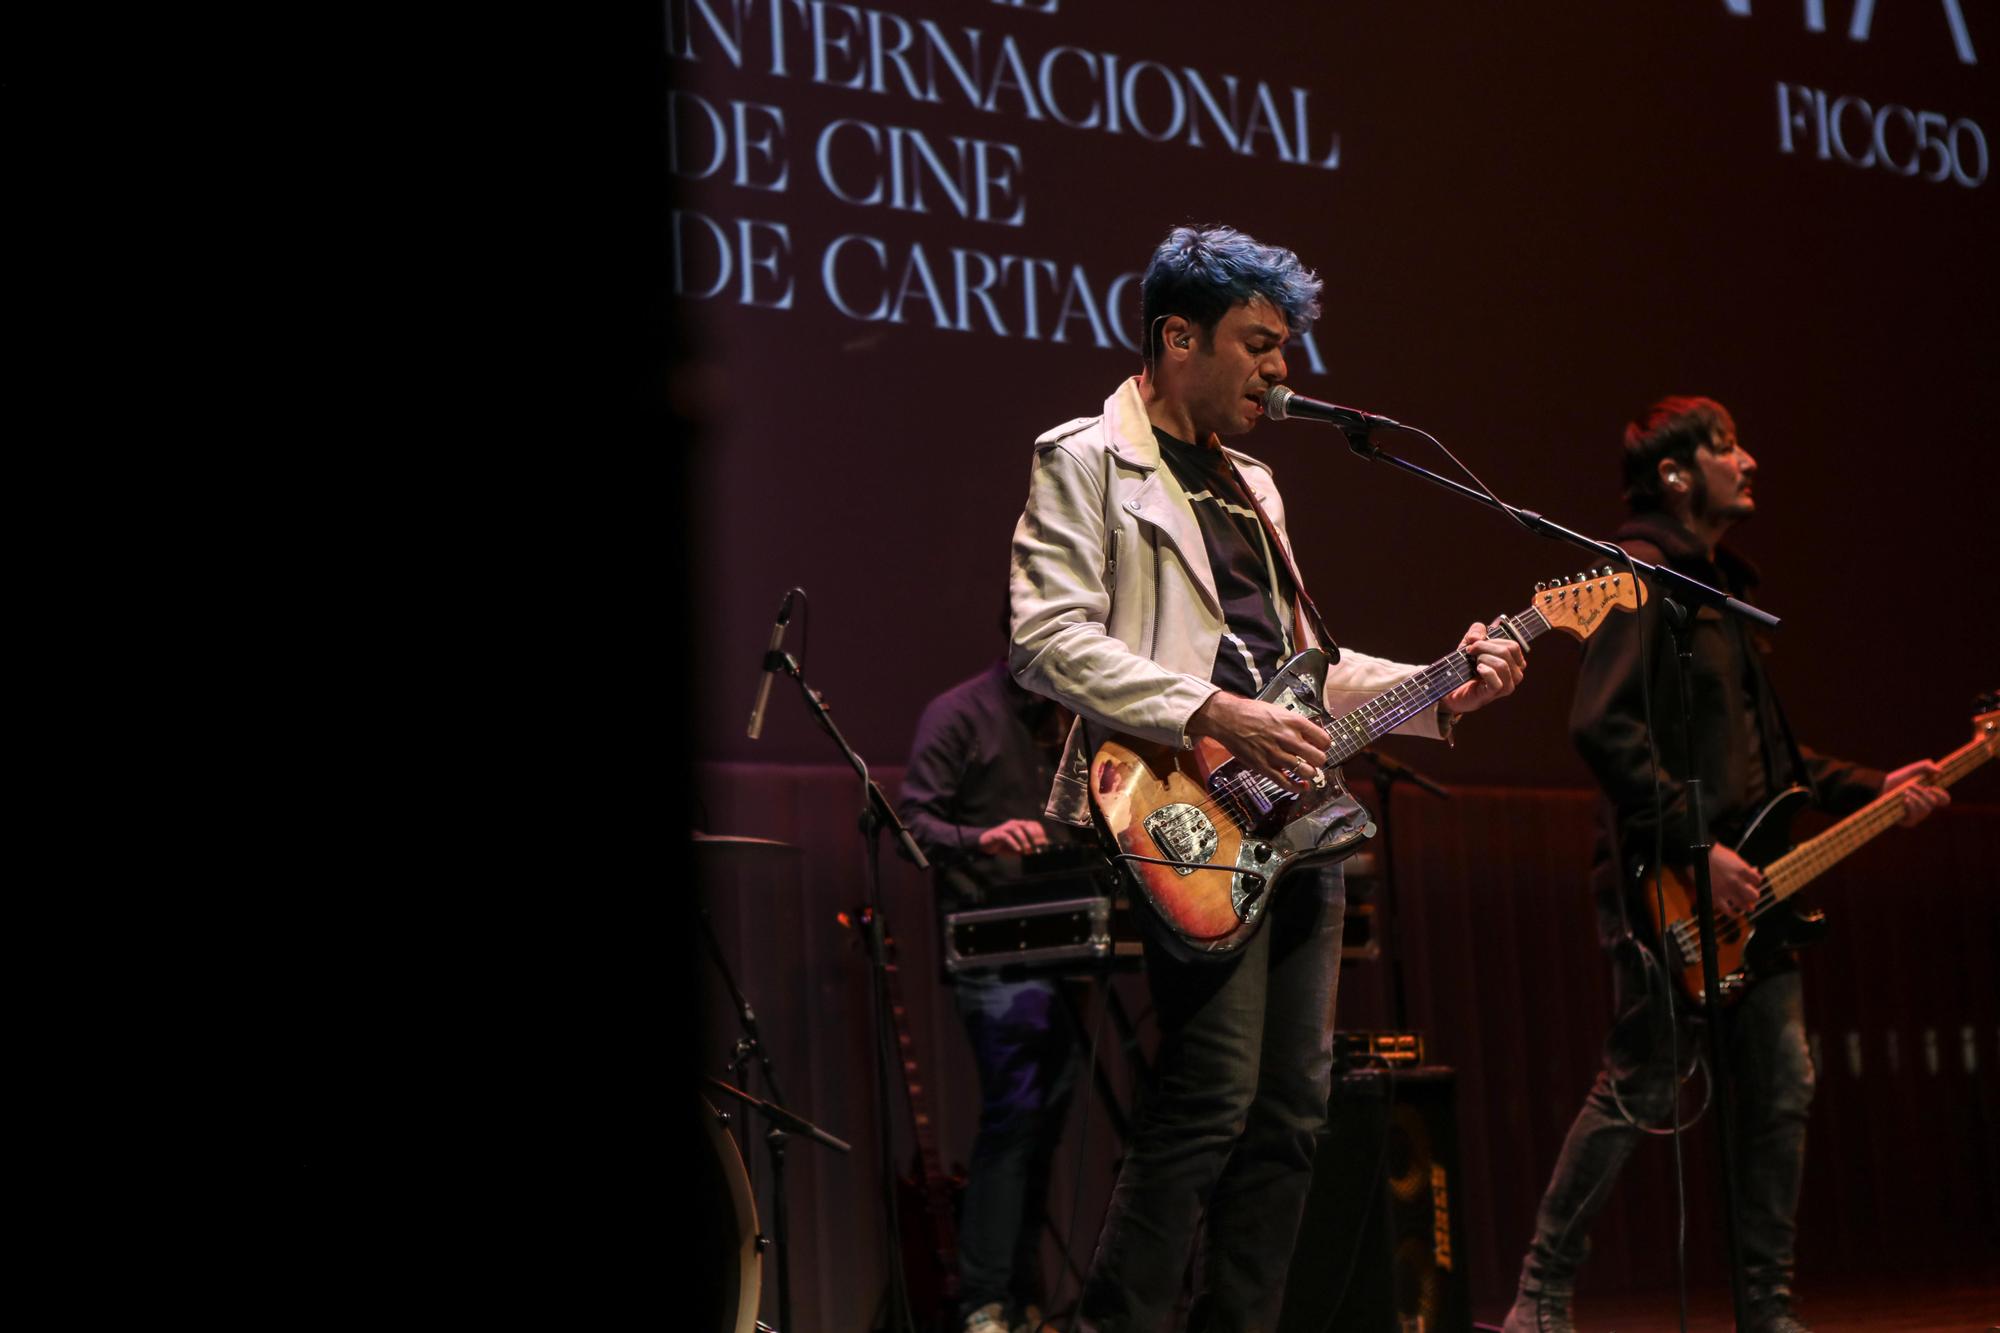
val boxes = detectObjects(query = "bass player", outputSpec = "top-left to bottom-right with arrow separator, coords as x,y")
1498,395 -> 1947,1333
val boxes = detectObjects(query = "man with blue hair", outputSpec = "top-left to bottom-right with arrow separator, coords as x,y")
1009,225 -> 1527,1331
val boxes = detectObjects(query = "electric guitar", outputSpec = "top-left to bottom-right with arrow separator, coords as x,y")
842,906 -> 965,1327
1648,702 -> 1998,1004
1091,568 -> 1646,960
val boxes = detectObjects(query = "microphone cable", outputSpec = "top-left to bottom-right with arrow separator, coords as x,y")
1342,411 -> 1699,1329
1031,970 -> 1113,1333
1374,422 -> 1545,544
1622,539 -> 1694,1333
1375,412 -> 1701,1328
1314,1062 -> 1399,1333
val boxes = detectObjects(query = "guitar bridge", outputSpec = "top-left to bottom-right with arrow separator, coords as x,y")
1142,804 -> 1219,876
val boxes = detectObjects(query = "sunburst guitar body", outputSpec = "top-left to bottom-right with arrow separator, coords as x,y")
1647,702 -> 1997,1004
1092,570 -> 1648,960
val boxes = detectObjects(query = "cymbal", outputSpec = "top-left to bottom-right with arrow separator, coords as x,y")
693,833 -> 800,854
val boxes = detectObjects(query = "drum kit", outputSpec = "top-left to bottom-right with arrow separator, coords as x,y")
697,833 -> 852,1333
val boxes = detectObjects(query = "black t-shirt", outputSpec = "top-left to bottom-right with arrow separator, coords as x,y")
1154,427 -> 1294,700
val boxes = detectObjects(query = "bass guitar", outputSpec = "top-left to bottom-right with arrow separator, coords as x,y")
842,905 -> 966,1328
1091,568 -> 1646,960
1648,702 -> 1998,1003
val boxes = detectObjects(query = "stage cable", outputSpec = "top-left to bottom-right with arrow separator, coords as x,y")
1401,422 -> 1701,1330
1401,421 -> 1700,1328
1032,977 -> 1112,1333
1315,1062 -> 1398,1333
1624,541 -> 1694,1333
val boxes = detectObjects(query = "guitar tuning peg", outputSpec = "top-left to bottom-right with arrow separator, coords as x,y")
1534,581 -> 1546,592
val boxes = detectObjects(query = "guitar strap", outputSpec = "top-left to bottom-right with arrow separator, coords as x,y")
1223,455 -> 1340,662
1764,673 -> 1815,798
1738,616 -> 1815,802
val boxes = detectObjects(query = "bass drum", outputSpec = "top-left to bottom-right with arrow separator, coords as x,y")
698,1098 -> 762,1333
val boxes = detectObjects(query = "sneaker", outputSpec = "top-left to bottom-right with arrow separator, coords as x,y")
1500,1284 -> 1576,1333
963,1302 -> 1007,1333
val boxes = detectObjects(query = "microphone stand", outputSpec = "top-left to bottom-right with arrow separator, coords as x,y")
1357,749 -> 1450,1032
699,902 -> 789,1182
707,1076 -> 854,1333
1342,424 -> 1763,1332
766,649 -> 928,1333
1342,429 -> 1777,633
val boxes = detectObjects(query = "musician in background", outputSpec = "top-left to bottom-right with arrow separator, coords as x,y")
899,654 -> 1089,1333
1008,224 -> 1524,1332
1499,396 -> 1947,1333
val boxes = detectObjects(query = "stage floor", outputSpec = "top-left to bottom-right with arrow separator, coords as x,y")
1476,1274 -> 1998,1332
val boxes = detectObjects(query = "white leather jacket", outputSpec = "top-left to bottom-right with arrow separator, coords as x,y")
1009,376 -> 1448,825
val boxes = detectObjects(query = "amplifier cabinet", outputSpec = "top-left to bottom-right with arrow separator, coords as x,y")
1278,1065 -> 1469,1333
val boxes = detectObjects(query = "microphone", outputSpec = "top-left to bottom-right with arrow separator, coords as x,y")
1264,385 -> 1400,431
745,589 -> 797,741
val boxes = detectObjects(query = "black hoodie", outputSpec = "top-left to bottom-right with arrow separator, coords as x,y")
1570,511 -> 1884,924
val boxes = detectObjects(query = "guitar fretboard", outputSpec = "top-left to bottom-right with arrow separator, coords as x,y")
1757,727 -> 1996,910
882,947 -> 950,1186
1320,606 -> 1554,765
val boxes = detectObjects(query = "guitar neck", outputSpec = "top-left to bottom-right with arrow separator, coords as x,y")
1762,731 -> 1995,903
1322,604 -> 1553,765
880,944 -> 951,1186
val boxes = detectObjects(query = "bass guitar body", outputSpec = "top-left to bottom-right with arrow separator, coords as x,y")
1649,696 -> 1997,1005
1644,786 -> 1825,1005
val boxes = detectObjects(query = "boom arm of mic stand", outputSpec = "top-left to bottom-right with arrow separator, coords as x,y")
769,652 -> 931,871
1344,423 -> 1765,1325
1361,748 -> 1451,800
1341,427 -> 1779,631
706,1076 -> 853,1154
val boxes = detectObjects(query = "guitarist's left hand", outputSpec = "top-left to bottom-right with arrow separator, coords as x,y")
1441,622 -> 1527,717
1885,760 -> 1951,827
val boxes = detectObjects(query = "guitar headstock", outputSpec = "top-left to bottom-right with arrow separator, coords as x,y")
1534,566 -> 1647,642
1972,693 -> 1999,745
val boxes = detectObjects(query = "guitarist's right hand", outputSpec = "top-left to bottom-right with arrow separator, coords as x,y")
1708,845 -> 1766,916
1190,691 -> 1331,794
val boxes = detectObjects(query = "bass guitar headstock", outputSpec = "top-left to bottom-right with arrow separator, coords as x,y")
1533,566 -> 1647,642
1971,692 -> 1999,746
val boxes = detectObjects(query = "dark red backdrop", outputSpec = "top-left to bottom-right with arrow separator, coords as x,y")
676,0 -> 1997,789
677,2 -> 1999,1326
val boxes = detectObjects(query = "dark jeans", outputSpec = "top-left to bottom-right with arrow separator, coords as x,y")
1516,940 -> 1814,1306
955,974 -> 1082,1316
1080,866 -> 1345,1333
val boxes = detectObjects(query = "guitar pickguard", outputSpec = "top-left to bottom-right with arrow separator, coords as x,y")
1230,839 -> 1274,921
